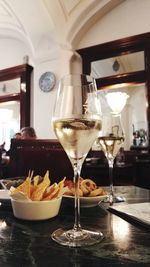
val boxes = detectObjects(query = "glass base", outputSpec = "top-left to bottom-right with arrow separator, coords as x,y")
114,195 -> 126,203
51,227 -> 104,247
104,194 -> 126,205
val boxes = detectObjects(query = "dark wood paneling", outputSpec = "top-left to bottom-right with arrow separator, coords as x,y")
4,139 -> 149,188
7,139 -> 73,182
0,64 -> 33,128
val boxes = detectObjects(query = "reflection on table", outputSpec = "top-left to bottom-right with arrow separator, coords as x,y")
0,186 -> 150,266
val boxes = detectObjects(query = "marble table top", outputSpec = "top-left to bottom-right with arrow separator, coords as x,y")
0,186 -> 149,267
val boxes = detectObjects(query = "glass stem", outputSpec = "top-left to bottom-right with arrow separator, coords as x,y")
73,162 -> 82,232
108,159 -> 114,204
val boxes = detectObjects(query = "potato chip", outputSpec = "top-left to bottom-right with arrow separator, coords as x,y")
31,171 -> 50,201
33,175 -> 40,186
10,170 -> 66,201
30,184 -> 36,197
10,176 -> 31,199
43,183 -> 57,198
56,177 -> 67,197
58,177 -> 66,190
42,183 -> 59,200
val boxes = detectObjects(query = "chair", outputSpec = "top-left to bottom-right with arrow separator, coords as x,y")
7,139 -> 73,183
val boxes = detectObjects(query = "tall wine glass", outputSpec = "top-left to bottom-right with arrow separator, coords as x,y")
97,91 -> 128,204
51,74 -> 102,247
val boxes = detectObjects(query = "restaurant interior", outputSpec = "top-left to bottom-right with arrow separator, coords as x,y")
0,0 -> 149,189
0,1 -> 149,266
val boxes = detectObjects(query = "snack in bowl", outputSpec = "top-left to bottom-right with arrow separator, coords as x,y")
9,171 -> 66,220
64,177 -> 107,197
63,178 -> 108,207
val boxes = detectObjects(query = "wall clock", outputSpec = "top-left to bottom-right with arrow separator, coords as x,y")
39,72 -> 56,92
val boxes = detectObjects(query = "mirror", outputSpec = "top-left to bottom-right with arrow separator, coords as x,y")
0,64 -> 33,149
0,101 -> 20,150
97,83 -> 147,150
0,78 -> 20,95
77,32 -> 150,151
91,51 -> 145,78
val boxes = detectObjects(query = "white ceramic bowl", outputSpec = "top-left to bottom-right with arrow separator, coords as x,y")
63,194 -> 108,208
11,197 -> 62,220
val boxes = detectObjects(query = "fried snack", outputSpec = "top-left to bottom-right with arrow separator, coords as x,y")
33,175 -> 40,186
64,179 -> 74,188
10,176 -> 31,199
64,177 -> 107,197
80,179 -> 96,196
64,178 -> 83,197
42,183 -> 59,200
64,186 -> 74,196
75,188 -> 83,197
43,177 -> 66,200
88,187 -> 105,197
10,171 -> 67,201
65,186 -> 83,197
58,177 -> 66,190
31,171 -> 50,200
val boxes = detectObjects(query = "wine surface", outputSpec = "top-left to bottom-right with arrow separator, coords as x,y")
98,136 -> 124,161
53,118 -> 101,163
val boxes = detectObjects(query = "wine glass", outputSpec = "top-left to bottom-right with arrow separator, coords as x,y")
51,74 -> 102,247
97,91 -> 128,204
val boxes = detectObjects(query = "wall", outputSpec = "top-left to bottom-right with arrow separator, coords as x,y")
77,0 -> 150,48
0,39 -> 33,69
33,59 -> 59,139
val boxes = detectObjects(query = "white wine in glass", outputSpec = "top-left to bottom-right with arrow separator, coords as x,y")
51,74 -> 102,247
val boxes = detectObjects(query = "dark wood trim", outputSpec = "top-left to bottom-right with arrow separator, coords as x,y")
0,64 -> 33,128
0,64 -> 32,81
0,93 -> 20,103
96,70 -> 146,88
144,46 -> 150,147
77,32 -> 150,63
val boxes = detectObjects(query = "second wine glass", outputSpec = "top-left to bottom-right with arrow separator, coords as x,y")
51,74 -> 102,247
98,113 -> 125,204
97,91 -> 128,204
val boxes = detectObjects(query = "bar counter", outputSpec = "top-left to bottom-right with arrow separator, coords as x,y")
0,186 -> 150,267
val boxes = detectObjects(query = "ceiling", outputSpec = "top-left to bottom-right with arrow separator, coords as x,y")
0,0 -> 139,77
0,0 -> 124,58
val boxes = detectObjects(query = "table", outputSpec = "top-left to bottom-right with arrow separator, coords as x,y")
0,186 -> 150,267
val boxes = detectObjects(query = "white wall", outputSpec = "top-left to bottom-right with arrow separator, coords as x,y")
33,59 -> 59,139
0,38 -> 33,68
77,0 -> 150,48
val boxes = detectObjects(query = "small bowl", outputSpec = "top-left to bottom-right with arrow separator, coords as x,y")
11,197 -> 62,220
63,194 -> 108,208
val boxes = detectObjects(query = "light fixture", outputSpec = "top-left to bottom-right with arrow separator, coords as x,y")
105,92 -> 129,114
112,59 -> 120,72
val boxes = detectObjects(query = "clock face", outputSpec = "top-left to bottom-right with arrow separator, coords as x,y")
39,72 -> 56,92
